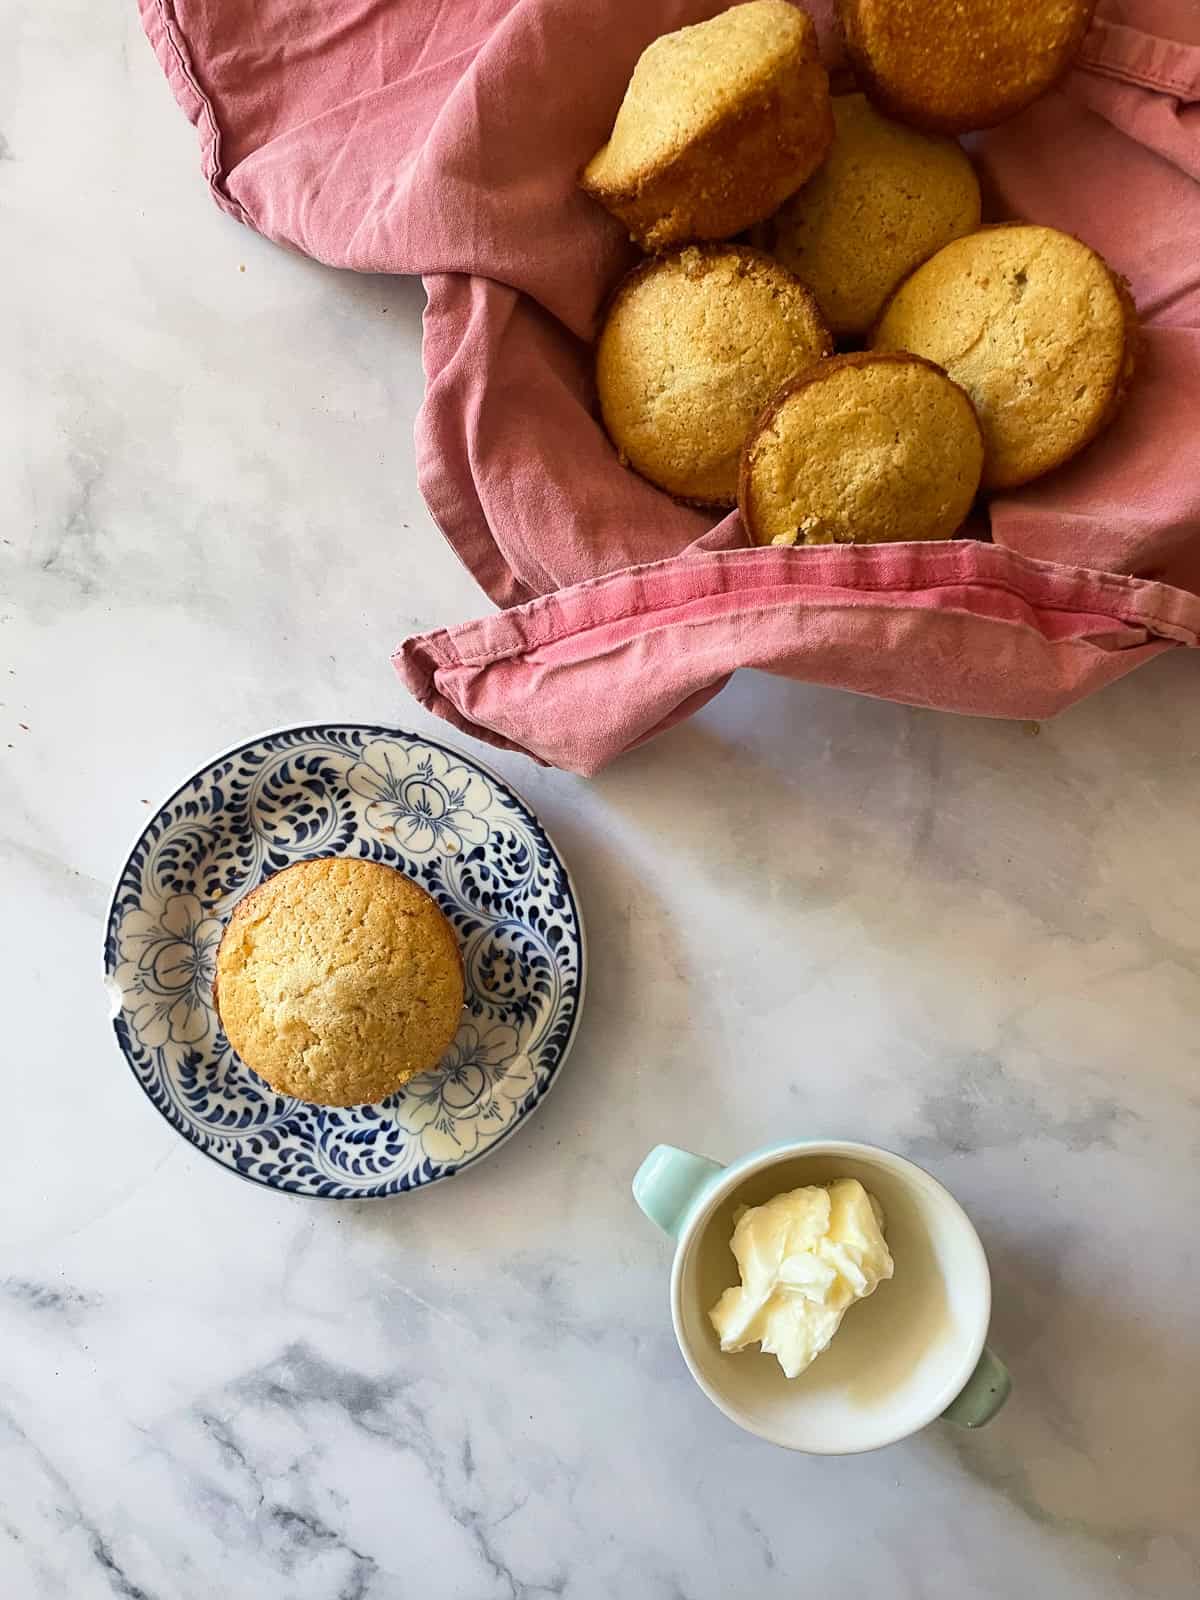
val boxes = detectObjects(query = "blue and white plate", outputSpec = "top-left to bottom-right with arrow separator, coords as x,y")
104,724 -> 585,1198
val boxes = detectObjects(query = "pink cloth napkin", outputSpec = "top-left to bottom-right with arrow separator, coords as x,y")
142,0 -> 1200,772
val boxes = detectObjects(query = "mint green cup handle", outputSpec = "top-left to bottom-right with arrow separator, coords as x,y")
941,1346 -> 1011,1427
633,1143 -> 724,1239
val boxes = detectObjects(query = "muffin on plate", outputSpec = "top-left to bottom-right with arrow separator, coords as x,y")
580,0 -> 833,252
837,0 -> 1096,134
739,352 -> 983,546
872,224 -> 1137,489
214,857 -> 464,1107
597,244 -> 832,506
754,93 -> 979,338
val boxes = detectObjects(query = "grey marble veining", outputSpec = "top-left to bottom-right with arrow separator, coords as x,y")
3,2 -> 1199,1596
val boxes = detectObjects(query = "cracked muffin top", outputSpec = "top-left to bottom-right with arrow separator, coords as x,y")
838,0 -> 1096,134
596,245 -> 832,506
754,94 -> 980,338
872,225 -> 1137,489
740,352 -> 983,547
214,857 -> 463,1106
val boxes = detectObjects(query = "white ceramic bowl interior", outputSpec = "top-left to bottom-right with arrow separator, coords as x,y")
673,1143 -> 992,1453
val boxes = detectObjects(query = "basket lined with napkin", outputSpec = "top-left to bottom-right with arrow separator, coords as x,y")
141,0 -> 1200,772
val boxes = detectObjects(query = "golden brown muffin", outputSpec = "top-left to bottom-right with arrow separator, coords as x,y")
214,857 -> 464,1107
580,1 -> 833,252
597,245 -> 832,506
872,225 -> 1137,490
754,94 -> 979,338
739,352 -> 983,546
838,0 -> 1096,134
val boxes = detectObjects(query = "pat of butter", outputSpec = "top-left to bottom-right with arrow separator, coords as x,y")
708,1179 -> 894,1379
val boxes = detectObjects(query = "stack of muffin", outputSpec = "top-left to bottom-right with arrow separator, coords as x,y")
581,0 -> 1136,548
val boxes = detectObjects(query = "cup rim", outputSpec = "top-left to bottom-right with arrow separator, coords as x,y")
668,1139 -> 992,1454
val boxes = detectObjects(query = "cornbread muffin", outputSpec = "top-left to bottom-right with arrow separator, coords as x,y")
838,0 -> 1096,134
597,245 -> 832,505
580,1 -> 833,252
754,94 -> 979,337
740,353 -> 983,546
214,857 -> 464,1107
873,225 -> 1137,489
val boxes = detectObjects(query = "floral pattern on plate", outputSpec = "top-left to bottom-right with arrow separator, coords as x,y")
348,739 -> 493,857
104,725 -> 585,1198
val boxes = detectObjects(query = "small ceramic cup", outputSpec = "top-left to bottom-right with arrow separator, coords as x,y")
633,1140 -> 1010,1453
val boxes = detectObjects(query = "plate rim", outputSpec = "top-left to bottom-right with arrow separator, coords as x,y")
103,719 -> 588,1201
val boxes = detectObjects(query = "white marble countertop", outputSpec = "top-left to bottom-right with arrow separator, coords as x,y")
4,7 -> 1199,1597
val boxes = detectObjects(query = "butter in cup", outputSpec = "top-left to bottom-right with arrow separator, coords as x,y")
670,1144 -> 994,1453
